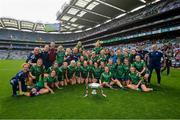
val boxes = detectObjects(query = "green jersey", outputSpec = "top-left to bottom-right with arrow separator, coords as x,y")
133,61 -> 146,72
100,72 -> 112,83
123,64 -> 130,74
123,54 -> 131,61
92,67 -> 102,79
46,66 -> 58,74
123,64 -> 130,80
88,65 -> 94,78
67,65 -> 76,79
78,60 -> 84,66
46,67 -> 52,74
116,64 -> 124,79
99,66 -> 105,74
129,72 -> 141,85
44,76 -> 57,83
30,65 -> 45,81
124,53 -> 129,58
92,47 -> 103,54
117,54 -> 124,63
56,51 -> 65,65
60,66 -> 67,80
75,66 -> 81,77
35,77 -> 45,89
107,63 -> 116,77
98,55 -> 107,63
57,67 -> 64,81
91,56 -> 98,63
83,55 -> 89,61
81,66 -> 89,78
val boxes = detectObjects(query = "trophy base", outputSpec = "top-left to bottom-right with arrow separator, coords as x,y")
91,89 -> 97,95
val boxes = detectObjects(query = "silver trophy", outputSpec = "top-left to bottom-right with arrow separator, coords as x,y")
84,83 -> 106,97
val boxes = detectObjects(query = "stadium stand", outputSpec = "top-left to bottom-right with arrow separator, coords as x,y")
0,0 -> 179,66
0,50 -> 29,60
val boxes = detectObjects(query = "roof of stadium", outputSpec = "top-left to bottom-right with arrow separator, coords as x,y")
0,0 -> 161,33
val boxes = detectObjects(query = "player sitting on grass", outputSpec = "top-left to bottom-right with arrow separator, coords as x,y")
10,63 -> 30,97
43,70 -> 60,90
107,59 -> 124,89
127,67 -> 153,92
132,55 -> 149,84
28,70 -> 60,97
99,66 -> 113,89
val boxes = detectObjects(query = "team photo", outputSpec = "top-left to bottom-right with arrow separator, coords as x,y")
0,0 -> 180,119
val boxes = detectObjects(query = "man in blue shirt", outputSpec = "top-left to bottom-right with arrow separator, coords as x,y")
26,47 -> 42,65
148,44 -> 164,86
72,47 -> 80,62
109,50 -> 117,64
10,63 -> 29,96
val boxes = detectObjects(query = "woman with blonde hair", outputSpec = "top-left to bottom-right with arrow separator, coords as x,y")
56,45 -> 65,66
59,62 -> 69,86
67,60 -> 76,85
75,61 -> 82,84
64,48 -> 72,64
10,63 -> 30,96
80,61 -> 89,84
30,58 -> 45,84
28,70 -> 58,97
92,40 -> 103,54
127,67 -> 153,92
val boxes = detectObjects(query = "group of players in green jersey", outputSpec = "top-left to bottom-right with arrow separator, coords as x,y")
12,40 -> 153,97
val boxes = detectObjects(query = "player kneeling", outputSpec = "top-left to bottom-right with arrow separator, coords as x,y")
81,61 -> 89,84
75,62 -> 82,84
10,63 -> 29,97
127,67 -> 153,92
67,60 -> 76,85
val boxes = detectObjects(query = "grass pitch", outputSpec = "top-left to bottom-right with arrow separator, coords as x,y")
0,60 -> 180,119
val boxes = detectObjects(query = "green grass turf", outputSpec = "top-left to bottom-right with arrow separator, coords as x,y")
0,60 -> 180,119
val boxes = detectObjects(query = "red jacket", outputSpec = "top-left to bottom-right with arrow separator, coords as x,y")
48,48 -> 57,63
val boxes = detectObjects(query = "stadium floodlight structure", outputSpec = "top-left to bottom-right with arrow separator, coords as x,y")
56,0 -> 157,32
0,18 -> 60,33
0,0 -> 161,34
